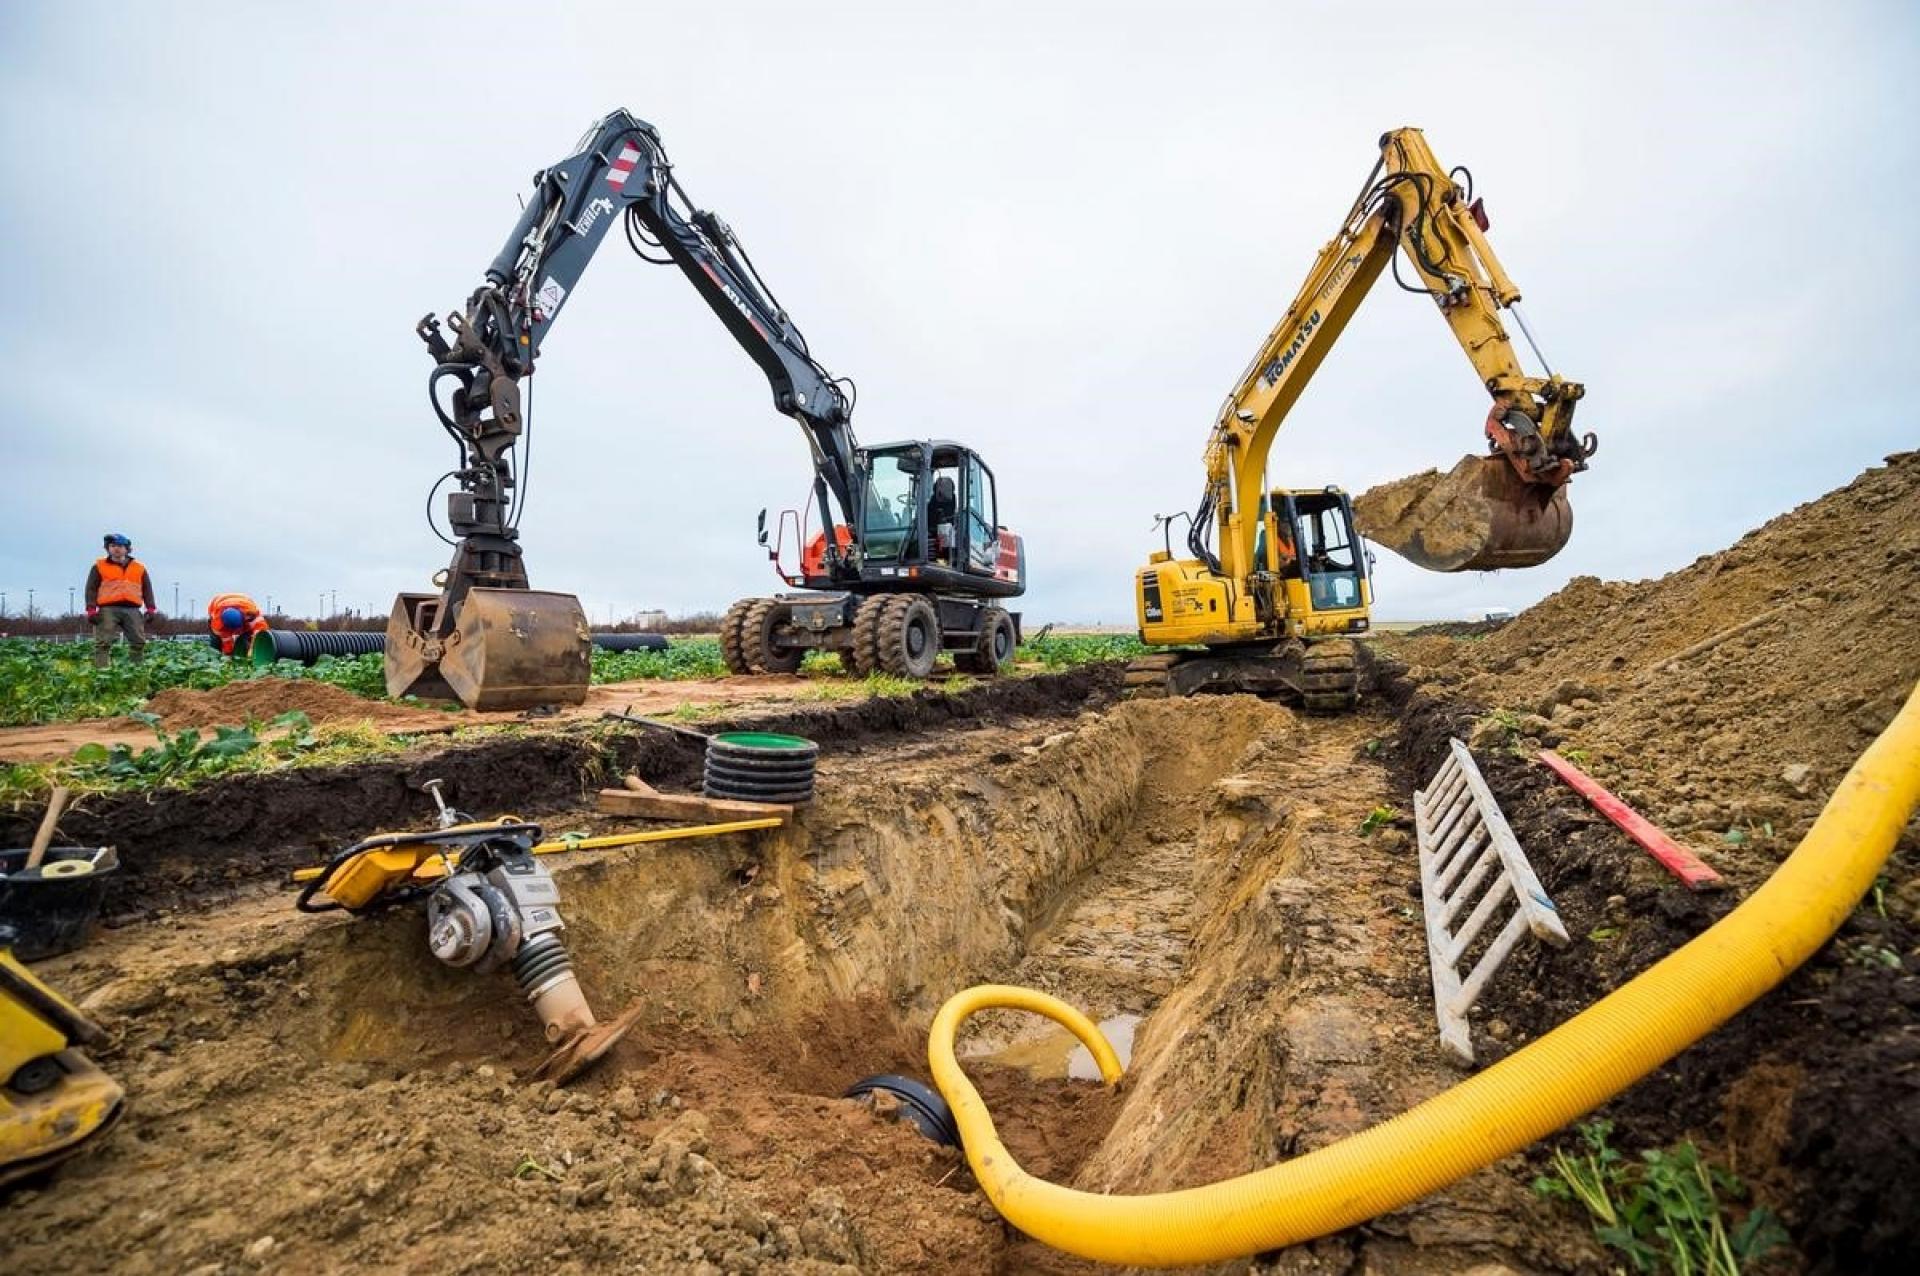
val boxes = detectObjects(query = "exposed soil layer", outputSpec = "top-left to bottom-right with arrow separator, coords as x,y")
0,664 -> 1117,921
1372,450 -> 1920,1272
10,692 -> 1591,1275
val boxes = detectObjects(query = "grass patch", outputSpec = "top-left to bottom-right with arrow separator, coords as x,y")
0,713 -> 411,807
1533,1119 -> 1787,1274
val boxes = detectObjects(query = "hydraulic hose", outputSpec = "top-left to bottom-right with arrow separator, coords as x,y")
929,680 -> 1920,1267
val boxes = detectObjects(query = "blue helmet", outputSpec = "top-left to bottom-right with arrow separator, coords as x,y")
220,607 -> 245,630
103,533 -> 131,548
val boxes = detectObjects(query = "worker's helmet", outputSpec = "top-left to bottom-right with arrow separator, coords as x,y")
220,606 -> 245,631
103,533 -> 131,548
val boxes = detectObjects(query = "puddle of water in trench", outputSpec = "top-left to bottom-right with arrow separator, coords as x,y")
966,1013 -> 1141,1081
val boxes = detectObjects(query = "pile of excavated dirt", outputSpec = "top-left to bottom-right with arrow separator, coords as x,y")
1353,456 -> 1494,569
1389,450 -> 1920,869
1377,450 -> 1920,1270
142,677 -> 457,733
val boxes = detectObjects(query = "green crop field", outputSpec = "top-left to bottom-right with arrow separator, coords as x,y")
0,631 -> 1148,730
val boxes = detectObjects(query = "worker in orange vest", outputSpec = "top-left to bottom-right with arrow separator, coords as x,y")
206,593 -> 270,658
84,533 -> 158,667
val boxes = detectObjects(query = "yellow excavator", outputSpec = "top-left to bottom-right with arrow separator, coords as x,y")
1130,127 -> 1596,703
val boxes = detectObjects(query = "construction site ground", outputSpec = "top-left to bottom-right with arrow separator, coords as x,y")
5,453 -> 1919,1273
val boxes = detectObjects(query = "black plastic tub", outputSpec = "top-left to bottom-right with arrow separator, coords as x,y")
0,846 -> 120,961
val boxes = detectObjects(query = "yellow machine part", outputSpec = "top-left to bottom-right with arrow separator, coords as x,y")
929,678 -> 1920,1266
1135,554 -> 1370,646
386,587 -> 591,712
294,816 -> 786,896
1,951 -> 125,1186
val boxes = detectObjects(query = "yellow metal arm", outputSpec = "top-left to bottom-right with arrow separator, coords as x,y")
1201,127 -> 1591,583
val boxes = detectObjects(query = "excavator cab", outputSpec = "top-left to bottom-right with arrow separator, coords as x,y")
1277,489 -> 1372,623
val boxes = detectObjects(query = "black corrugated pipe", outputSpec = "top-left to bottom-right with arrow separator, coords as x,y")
252,629 -> 387,667
252,629 -> 669,667
587,633 -> 669,653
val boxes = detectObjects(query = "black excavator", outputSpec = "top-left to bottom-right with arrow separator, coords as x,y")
390,110 -> 1025,710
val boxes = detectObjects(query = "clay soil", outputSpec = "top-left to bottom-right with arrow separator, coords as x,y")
5,454 -> 1918,1275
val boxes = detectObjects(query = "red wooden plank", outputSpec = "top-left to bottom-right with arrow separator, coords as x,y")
1536,750 -> 1724,891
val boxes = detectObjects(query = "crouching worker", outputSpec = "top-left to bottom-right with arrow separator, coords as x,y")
85,533 -> 158,667
207,593 -> 269,659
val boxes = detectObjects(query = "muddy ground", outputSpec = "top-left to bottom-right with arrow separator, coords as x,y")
6,454 -> 1918,1274
8,686 -> 1606,1275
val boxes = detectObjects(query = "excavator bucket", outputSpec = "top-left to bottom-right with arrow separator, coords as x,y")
385,588 -> 591,711
1353,455 -> 1573,573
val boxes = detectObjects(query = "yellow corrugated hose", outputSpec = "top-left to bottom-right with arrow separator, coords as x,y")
929,680 -> 1920,1267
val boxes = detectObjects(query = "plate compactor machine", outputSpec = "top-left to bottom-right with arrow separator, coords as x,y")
296,783 -> 640,1085
388,110 -> 1023,711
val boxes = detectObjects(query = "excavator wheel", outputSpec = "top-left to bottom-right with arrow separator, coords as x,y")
954,607 -> 1016,676
719,599 -> 756,675
848,595 -> 889,677
1300,639 -> 1361,715
877,595 -> 940,679
740,599 -> 804,674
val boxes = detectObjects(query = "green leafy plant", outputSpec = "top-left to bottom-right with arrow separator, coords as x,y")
1532,1120 -> 1787,1274
1720,820 -> 1775,849
1358,805 -> 1400,836
1016,632 -> 1150,669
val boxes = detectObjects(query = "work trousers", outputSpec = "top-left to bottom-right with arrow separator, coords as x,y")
92,605 -> 148,667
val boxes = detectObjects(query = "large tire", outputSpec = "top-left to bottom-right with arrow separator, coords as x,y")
955,607 -> 1016,676
720,598 -> 756,675
848,595 -> 888,677
877,595 -> 940,679
741,599 -> 804,674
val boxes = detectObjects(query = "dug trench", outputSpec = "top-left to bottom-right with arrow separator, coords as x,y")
0,665 -> 1119,921
8,687 -> 1619,1275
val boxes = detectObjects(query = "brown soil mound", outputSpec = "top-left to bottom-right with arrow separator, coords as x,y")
1396,449 -> 1920,862
1379,449 -> 1920,1269
144,677 -> 454,733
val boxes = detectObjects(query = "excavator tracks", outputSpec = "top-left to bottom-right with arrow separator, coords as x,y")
1122,639 -> 1362,713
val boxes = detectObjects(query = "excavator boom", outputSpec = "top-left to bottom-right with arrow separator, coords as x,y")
1203,127 -> 1593,575
389,111 -> 863,709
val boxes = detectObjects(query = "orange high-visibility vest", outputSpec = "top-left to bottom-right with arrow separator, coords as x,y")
207,594 -> 267,632
207,593 -> 268,655
95,557 -> 148,607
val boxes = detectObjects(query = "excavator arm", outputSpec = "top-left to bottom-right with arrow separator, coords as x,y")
1198,127 -> 1596,575
392,110 -> 865,708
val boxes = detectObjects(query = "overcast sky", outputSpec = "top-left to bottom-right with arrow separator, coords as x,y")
3,2 -> 1915,625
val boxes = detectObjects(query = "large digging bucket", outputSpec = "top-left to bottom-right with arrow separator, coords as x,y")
385,588 -> 591,711
1353,455 -> 1573,573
